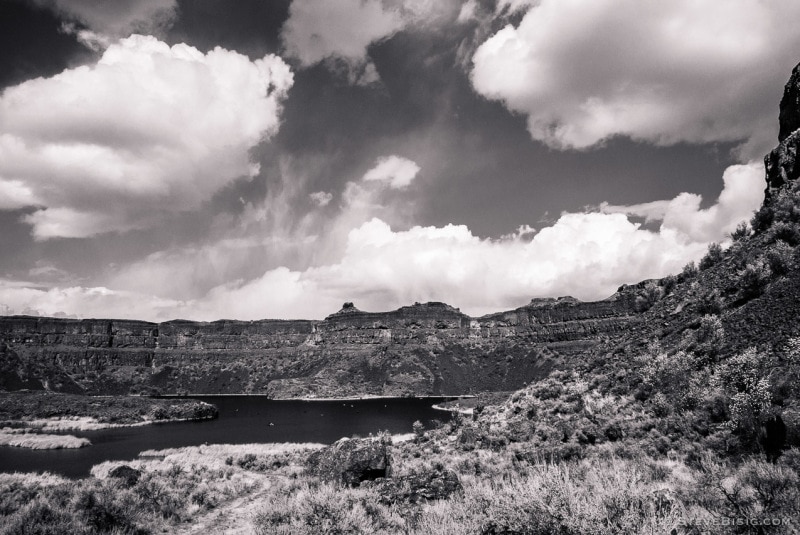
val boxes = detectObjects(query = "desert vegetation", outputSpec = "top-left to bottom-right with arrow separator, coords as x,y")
0,428 -> 89,449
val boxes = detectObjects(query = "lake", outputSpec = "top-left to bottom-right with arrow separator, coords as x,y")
0,396 -> 454,478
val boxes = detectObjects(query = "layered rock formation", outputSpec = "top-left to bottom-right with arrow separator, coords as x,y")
0,287 -> 647,397
765,63 -> 800,197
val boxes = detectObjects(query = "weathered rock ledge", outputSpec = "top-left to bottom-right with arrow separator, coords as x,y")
0,288 -> 645,397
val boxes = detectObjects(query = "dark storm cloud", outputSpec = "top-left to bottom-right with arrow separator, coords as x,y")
166,0 -> 290,58
32,0 -> 178,37
0,0 -> 92,89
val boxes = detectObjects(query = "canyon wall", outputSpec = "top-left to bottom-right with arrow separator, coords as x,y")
0,286 -> 648,397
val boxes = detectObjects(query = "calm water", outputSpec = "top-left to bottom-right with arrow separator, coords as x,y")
0,396 -> 453,478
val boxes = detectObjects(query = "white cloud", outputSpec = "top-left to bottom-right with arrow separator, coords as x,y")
601,163 -> 764,243
457,0 -> 479,23
280,0 -> 461,82
309,191 -> 334,207
0,35 -> 293,239
0,280 -> 183,321
282,0 -> 403,77
60,24 -> 113,51
38,0 -> 177,39
1,163 -> 764,321
362,155 -> 421,188
471,0 -> 800,158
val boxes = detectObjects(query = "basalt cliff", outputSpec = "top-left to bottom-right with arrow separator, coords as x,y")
0,289 -> 654,397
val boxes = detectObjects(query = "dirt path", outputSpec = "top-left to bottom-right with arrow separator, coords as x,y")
174,476 -> 273,535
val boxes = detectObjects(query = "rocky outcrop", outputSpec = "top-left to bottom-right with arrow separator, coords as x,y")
0,285 -> 651,396
778,64 -> 800,142
306,437 -> 392,486
366,465 -> 463,504
766,64 -> 800,198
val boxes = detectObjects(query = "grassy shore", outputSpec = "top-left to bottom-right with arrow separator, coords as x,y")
0,428 -> 89,449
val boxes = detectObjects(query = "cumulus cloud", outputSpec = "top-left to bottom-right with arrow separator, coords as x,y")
601,163 -> 764,243
1,163 -> 764,321
0,34 -> 293,239
471,0 -> 800,158
37,0 -> 177,39
362,155 -> 421,188
281,0 -> 403,82
280,0 -> 461,83
0,280 -> 183,321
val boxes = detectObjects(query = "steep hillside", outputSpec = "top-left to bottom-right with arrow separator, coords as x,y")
469,63 -> 800,464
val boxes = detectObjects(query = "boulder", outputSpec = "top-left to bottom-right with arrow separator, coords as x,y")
306,437 -> 392,486
108,465 -> 142,487
366,465 -> 463,505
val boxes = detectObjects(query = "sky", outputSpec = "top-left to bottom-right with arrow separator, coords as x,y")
0,0 -> 798,321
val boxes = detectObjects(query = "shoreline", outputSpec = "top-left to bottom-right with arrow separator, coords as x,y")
158,393 -> 477,401
20,413 -> 218,432
431,403 -> 474,415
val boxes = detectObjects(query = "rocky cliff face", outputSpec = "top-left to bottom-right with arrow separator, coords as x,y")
766,64 -> 800,198
0,289 -> 644,397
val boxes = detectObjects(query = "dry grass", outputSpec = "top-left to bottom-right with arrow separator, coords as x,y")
0,428 -> 90,449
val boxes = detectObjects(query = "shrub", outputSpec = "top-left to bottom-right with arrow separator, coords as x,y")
769,221 -> 800,246
253,483 -> 403,535
2,500 -> 88,535
635,282 -> 664,312
680,261 -> 699,280
731,221 -> 751,241
74,488 -> 141,534
697,289 -> 724,315
766,241 -> 794,275
738,259 -> 772,299
699,242 -> 724,270
412,420 -> 425,441
650,392 -> 671,417
689,456 -> 800,533
714,348 -> 773,438
692,315 -> 725,363
751,203 -> 774,233
660,274 -> 678,295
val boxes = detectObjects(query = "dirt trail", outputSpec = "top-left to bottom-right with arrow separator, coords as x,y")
174,476 -> 272,535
